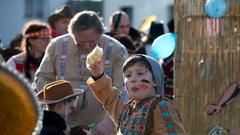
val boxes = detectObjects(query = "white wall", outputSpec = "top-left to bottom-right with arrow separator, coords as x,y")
0,0 -> 69,47
48,0 -> 69,17
0,0 -> 173,47
0,0 -> 25,47
103,0 -> 174,31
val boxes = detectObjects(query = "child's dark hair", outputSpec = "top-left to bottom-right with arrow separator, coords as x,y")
122,55 -> 153,75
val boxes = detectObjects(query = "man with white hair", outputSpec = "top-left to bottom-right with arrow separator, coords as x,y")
34,10 -> 128,135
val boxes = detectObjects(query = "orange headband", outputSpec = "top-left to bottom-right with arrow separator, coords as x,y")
25,29 -> 50,38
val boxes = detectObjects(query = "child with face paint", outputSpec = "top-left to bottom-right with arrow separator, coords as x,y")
87,54 -> 186,134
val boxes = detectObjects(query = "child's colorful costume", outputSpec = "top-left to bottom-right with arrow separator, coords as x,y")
87,55 -> 185,134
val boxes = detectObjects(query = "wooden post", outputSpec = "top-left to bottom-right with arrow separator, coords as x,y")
174,0 -> 240,134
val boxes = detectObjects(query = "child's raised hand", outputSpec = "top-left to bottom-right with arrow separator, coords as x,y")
86,45 -> 103,66
86,45 -> 104,78
88,59 -> 104,79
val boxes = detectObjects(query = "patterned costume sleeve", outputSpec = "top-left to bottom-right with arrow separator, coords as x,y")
87,75 -> 124,126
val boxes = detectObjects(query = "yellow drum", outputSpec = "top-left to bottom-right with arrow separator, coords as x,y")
0,64 -> 42,135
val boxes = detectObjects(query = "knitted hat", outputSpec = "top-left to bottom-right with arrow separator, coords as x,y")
37,80 -> 83,104
142,55 -> 164,96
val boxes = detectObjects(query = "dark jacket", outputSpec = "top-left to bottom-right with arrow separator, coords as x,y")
40,111 -> 66,135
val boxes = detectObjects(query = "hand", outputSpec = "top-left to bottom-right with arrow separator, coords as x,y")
83,116 -> 114,135
88,59 -> 104,79
93,117 -> 114,135
206,104 -> 221,115
82,128 -> 95,135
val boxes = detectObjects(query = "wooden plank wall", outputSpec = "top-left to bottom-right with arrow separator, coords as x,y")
174,0 -> 240,134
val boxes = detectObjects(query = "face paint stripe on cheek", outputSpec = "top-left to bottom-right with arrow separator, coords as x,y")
141,79 -> 151,84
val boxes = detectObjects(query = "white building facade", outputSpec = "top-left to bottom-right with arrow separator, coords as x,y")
0,0 -> 68,47
0,0 -> 173,47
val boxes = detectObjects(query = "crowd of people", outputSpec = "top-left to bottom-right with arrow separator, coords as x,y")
1,4 -> 186,135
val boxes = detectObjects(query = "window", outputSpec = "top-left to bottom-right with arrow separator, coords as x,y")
25,0 -> 44,18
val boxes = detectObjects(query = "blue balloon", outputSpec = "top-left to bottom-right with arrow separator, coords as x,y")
151,33 -> 176,59
205,0 -> 228,18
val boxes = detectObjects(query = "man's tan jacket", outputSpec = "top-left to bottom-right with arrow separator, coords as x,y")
34,34 -> 128,127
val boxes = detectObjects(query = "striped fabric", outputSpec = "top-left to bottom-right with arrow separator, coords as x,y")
13,53 -> 37,74
118,95 -> 178,134
118,97 -> 158,134
25,29 -> 50,38
159,101 -> 177,135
